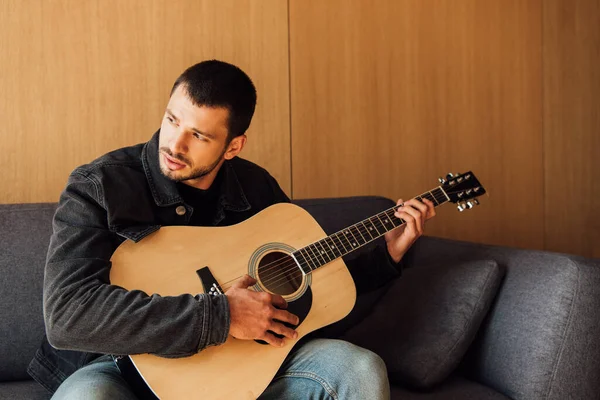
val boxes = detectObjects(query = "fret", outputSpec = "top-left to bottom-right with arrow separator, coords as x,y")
385,210 -> 400,227
324,236 -> 343,258
315,240 -> 333,263
395,206 -> 409,226
296,183 -> 459,275
426,191 -> 439,205
305,247 -> 321,270
344,227 -> 359,249
292,251 -> 310,274
298,248 -> 317,271
365,217 -> 382,236
342,228 -> 359,249
392,215 -> 405,226
360,221 -> 375,241
371,215 -> 385,234
306,244 -> 325,267
433,188 -> 448,204
377,212 -> 396,232
352,223 -> 368,244
311,243 -> 328,266
416,190 -> 442,207
319,237 -> 332,258
394,212 -> 406,227
374,214 -> 387,233
309,242 -> 323,264
437,187 -> 451,202
332,232 -> 350,254
436,190 -> 444,204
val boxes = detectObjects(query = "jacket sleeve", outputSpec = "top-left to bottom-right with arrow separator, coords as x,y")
43,171 -> 229,357
344,244 -> 402,295
264,170 -> 292,205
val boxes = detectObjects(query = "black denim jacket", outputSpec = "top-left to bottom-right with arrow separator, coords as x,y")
27,130 -> 400,393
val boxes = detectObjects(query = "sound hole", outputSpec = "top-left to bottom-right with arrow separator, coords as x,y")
257,251 -> 303,296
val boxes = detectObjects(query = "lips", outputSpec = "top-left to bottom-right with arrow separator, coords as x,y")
162,153 -> 187,171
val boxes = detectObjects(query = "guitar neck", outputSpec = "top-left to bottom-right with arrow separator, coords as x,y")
292,186 -> 450,274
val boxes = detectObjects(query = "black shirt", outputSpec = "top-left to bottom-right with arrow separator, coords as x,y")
177,170 -> 223,227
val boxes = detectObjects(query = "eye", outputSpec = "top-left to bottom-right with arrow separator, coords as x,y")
166,115 -> 176,124
193,132 -> 208,141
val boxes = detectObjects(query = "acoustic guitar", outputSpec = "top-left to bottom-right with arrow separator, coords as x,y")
110,171 -> 486,399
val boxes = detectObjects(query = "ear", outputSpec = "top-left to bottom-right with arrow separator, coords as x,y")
224,135 -> 247,160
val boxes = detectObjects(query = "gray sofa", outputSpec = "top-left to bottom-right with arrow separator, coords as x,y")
1,196 -> 599,399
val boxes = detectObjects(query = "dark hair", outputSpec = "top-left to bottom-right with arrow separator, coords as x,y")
170,60 -> 257,141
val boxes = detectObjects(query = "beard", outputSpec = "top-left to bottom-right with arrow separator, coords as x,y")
158,146 -> 227,182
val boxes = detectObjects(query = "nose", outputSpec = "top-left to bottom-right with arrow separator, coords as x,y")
169,130 -> 188,154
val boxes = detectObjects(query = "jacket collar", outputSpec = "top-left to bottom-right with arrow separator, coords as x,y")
141,130 -> 250,212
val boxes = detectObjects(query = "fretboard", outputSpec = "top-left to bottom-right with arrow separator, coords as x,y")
292,187 -> 449,274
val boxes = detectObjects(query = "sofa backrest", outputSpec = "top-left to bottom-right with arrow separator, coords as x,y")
0,203 -> 57,381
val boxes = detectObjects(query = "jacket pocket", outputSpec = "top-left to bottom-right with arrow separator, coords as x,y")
111,224 -> 161,243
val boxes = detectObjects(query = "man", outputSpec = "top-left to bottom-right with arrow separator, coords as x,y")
28,60 -> 435,399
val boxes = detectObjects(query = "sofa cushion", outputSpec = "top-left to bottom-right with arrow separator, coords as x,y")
407,236 -> 600,400
390,376 -> 511,400
342,259 -> 504,389
0,203 -> 57,382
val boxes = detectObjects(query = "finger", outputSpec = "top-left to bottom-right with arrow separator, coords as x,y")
405,198 -> 428,215
421,198 -> 437,219
269,321 -> 298,340
272,308 -> 300,326
393,198 -> 405,216
270,293 -> 288,310
396,207 -> 422,235
404,199 -> 428,226
231,274 -> 257,289
262,331 -> 286,347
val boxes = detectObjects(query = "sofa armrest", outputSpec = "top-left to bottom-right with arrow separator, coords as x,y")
405,236 -> 600,400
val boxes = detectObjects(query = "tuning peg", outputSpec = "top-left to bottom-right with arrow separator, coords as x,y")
438,177 -> 447,184
457,192 -> 464,198
467,201 -> 474,209
473,199 -> 480,206
447,173 -> 454,178
457,203 -> 466,212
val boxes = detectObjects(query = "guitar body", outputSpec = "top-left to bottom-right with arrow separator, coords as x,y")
109,202 -> 357,399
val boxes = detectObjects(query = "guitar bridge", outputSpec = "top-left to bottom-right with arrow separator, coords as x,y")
196,267 -> 224,296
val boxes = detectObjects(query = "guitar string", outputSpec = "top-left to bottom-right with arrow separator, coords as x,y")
215,188 -> 455,293
243,189 -> 448,280
216,192 -> 442,290
217,209 -> 407,293
214,190 -> 455,293
216,185 -> 481,294
247,186 -> 480,292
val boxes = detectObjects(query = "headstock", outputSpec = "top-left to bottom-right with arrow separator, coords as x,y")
438,171 -> 486,212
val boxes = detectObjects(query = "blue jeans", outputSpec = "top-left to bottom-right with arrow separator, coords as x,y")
51,339 -> 390,399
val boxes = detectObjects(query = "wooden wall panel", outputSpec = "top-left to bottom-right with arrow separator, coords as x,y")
289,0 -> 544,250
543,0 -> 600,258
0,0 -> 290,203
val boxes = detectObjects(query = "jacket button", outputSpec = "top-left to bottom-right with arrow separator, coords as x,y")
175,206 -> 187,216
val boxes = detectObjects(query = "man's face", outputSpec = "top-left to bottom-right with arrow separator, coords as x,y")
158,85 -> 234,188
